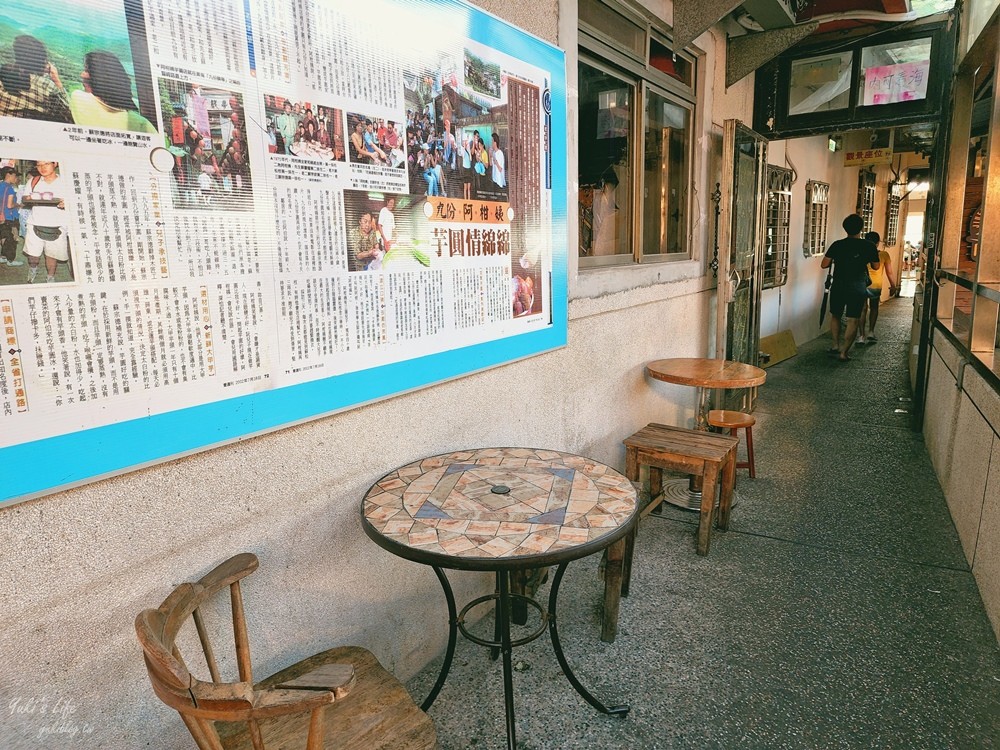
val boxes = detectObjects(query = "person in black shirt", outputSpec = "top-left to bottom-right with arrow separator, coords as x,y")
821,213 -> 880,361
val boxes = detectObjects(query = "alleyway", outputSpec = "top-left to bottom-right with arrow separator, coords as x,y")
409,298 -> 1000,749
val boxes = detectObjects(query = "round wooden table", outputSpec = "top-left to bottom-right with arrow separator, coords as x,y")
361,447 -> 638,750
645,358 -> 766,509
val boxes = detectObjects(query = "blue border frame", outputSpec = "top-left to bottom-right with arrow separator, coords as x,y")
0,0 -> 568,506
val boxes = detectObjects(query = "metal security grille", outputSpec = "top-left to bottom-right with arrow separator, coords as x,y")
857,169 -> 876,233
763,166 -> 792,288
804,179 -> 830,256
885,182 -> 902,245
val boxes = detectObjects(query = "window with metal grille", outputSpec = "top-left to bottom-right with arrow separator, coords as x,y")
885,182 -> 902,245
763,166 -> 792,288
804,179 -> 830,257
857,169 -> 876,233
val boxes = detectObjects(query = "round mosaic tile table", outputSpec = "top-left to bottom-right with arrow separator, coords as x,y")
362,447 -> 639,750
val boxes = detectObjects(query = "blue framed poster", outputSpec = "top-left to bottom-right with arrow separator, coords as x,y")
0,0 -> 567,505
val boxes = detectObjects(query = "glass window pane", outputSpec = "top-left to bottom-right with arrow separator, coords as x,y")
579,0 -> 645,58
642,90 -> 689,256
788,52 -> 852,115
861,38 -> 932,105
649,38 -> 692,87
578,61 -> 633,258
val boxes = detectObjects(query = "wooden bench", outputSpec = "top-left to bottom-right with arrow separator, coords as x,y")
599,425 -> 738,641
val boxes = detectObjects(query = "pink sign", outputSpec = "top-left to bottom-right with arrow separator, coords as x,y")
863,61 -> 930,106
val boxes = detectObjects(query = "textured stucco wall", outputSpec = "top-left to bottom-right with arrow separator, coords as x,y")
0,1 -> 758,748
0,283 -> 712,750
473,0 -> 559,42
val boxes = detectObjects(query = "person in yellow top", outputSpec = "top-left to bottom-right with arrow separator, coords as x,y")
858,231 -> 897,344
69,51 -> 157,134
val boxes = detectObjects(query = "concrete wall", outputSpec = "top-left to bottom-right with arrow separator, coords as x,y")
0,1 -> 751,748
923,333 -> 1000,640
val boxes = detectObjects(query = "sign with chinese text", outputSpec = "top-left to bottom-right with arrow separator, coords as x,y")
844,148 -> 893,167
0,0 -> 567,505
862,61 -> 931,106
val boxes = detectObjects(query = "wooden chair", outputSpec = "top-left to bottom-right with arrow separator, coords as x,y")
707,409 -> 756,478
135,552 -> 437,750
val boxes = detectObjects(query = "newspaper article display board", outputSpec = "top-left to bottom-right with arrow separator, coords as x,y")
0,0 -> 567,505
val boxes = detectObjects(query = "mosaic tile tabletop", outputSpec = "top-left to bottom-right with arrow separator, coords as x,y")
363,448 -> 638,564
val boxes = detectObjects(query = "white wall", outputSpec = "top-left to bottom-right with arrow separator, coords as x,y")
962,0 -> 1000,59
760,135 -> 847,347
0,2 -> 752,748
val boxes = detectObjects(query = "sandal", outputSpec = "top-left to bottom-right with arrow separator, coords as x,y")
837,354 -> 852,362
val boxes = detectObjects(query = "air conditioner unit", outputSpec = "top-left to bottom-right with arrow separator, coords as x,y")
740,0 -> 797,30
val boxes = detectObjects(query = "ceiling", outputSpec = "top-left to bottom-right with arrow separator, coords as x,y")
733,0 -> 954,39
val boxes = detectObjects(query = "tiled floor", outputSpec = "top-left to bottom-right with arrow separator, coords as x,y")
408,299 -> 1000,749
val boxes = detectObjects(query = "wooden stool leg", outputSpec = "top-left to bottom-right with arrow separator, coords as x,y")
717,450 -> 736,530
696,466 -> 718,556
510,569 -> 526,625
649,467 -> 663,515
745,425 -> 756,478
602,537 -> 626,642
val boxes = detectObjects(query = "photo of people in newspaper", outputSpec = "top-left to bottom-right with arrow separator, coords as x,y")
0,157 -> 74,286
0,0 -> 156,132
264,95 -> 345,161
403,66 -> 509,203
346,113 -> 405,169
343,190 -> 432,272
158,78 -> 253,211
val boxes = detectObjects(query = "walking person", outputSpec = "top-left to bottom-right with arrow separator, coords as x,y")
857,230 -> 898,345
821,214 -> 880,362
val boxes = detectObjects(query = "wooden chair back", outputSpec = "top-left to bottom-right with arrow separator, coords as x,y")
135,553 -> 340,750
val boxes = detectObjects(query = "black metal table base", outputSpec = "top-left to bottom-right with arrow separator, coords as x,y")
422,562 -> 629,750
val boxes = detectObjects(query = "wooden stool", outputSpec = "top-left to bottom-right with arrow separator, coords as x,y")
601,425 -> 737,641
707,409 -> 756,478
602,424 -> 736,641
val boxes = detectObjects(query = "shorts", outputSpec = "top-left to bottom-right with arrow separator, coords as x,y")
23,225 -> 69,261
866,287 -> 881,313
829,282 -> 867,319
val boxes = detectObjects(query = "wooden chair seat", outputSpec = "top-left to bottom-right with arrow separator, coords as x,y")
217,647 -> 437,750
707,409 -> 757,478
135,553 -> 437,750
622,423 -> 738,557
